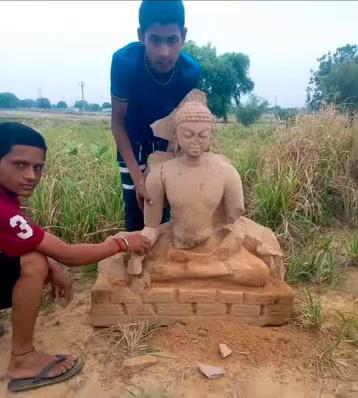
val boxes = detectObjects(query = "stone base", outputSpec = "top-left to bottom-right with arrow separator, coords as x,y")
90,274 -> 295,327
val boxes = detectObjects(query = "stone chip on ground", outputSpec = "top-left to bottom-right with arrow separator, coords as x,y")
197,363 -> 225,379
219,343 -> 232,359
120,355 -> 158,377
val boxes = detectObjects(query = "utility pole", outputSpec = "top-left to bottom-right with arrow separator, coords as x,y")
79,81 -> 85,112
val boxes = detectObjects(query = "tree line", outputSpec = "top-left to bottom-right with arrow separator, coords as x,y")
0,93 -> 111,112
1,42 -> 356,125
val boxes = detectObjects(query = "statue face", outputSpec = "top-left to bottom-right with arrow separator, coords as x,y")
176,121 -> 212,158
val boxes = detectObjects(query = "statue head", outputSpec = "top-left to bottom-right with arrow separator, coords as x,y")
151,90 -> 215,157
173,100 -> 214,157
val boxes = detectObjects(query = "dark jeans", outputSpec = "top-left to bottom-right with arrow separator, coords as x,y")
121,185 -> 170,231
117,138 -> 170,231
0,253 -> 21,310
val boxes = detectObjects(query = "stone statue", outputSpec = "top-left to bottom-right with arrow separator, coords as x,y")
120,89 -> 284,291
90,90 -> 294,327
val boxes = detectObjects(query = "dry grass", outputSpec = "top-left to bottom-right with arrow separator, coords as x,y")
310,335 -> 349,378
106,321 -> 162,358
259,108 -> 356,235
346,233 -> 358,266
290,289 -> 325,331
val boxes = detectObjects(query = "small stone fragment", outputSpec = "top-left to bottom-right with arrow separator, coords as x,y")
197,327 -> 208,337
219,343 -> 232,359
198,363 -> 225,379
121,355 -> 158,377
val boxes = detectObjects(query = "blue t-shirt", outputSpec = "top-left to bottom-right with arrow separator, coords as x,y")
110,42 -> 200,162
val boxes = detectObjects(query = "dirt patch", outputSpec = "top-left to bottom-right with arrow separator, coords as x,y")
0,273 -> 357,398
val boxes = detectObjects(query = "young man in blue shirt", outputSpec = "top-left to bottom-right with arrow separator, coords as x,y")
111,0 -> 200,231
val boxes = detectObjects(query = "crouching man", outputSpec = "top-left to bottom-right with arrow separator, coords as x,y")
0,122 -> 151,392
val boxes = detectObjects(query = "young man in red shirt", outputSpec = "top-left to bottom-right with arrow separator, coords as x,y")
0,122 -> 150,392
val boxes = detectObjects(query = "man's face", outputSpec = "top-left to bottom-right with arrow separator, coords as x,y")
175,121 -> 212,158
0,145 -> 45,197
139,23 -> 186,74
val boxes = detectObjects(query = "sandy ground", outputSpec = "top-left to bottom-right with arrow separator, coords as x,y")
0,269 -> 357,398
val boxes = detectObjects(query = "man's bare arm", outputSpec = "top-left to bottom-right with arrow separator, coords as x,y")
37,232 -> 151,266
111,98 -> 144,190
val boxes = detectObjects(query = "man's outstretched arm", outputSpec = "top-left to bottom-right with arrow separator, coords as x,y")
111,98 -> 145,194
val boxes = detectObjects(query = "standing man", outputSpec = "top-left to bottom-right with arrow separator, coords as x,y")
111,0 -> 200,231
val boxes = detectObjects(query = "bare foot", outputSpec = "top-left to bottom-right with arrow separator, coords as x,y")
8,350 -> 78,380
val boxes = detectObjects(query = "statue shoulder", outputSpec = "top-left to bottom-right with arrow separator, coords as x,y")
207,153 -> 240,175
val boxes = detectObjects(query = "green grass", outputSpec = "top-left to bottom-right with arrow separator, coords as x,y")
6,108 -> 355,287
335,311 -> 358,346
24,120 -> 124,242
286,235 -> 347,286
346,233 -> 358,266
291,289 -> 325,331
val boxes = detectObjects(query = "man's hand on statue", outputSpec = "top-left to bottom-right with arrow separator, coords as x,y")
135,180 -> 152,211
123,233 -> 151,255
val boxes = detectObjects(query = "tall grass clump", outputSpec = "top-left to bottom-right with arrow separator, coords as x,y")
259,108 -> 356,228
25,120 -> 124,242
345,233 -> 358,266
245,108 -> 356,251
286,235 -> 347,286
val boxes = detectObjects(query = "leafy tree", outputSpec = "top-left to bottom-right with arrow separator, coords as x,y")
220,52 -> 254,106
102,102 -> 111,109
0,92 -> 20,108
184,41 -> 254,119
74,100 -> 88,111
236,94 -> 268,127
20,99 -> 38,108
56,101 -> 68,109
307,44 -> 358,111
36,97 -> 51,109
87,103 -> 101,112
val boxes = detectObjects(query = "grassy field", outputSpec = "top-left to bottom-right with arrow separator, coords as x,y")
1,110 -> 358,395
1,110 -> 357,287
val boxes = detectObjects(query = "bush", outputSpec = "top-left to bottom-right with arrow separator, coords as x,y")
56,101 -> 68,109
87,103 -> 101,112
236,94 -> 268,126
0,92 -> 20,108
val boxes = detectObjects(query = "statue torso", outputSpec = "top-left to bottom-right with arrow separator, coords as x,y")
162,153 -> 228,248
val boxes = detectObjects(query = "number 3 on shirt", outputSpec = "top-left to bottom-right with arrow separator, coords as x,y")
10,215 -> 34,240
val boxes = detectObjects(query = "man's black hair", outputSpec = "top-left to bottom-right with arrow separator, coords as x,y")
0,122 -> 47,160
139,0 -> 185,32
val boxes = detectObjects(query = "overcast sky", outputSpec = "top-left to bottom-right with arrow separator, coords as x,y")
1,1 -> 357,107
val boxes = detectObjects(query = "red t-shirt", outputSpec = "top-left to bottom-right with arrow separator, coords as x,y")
0,188 -> 45,257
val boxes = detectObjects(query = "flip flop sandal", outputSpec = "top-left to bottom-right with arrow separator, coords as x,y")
8,354 -> 83,393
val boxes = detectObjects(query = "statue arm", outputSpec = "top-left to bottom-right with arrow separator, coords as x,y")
144,166 -> 165,229
223,165 -> 245,224
126,166 -> 165,277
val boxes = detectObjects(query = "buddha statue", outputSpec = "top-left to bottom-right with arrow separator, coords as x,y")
119,90 -> 284,292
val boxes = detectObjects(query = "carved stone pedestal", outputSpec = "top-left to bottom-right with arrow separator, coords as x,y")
90,257 -> 295,327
